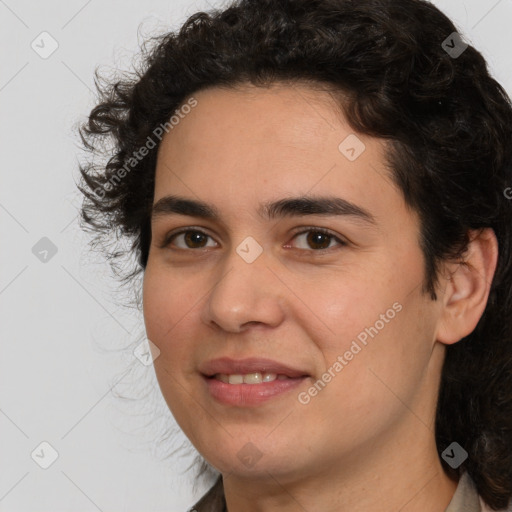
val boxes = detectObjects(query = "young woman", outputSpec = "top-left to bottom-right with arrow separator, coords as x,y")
77,0 -> 512,510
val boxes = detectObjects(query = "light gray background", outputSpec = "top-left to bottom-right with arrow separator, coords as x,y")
1,1 -> 511,511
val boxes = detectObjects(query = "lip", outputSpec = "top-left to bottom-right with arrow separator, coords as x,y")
199,357 -> 309,379
200,357 -> 310,407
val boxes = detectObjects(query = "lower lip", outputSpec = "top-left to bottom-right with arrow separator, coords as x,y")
203,376 -> 307,406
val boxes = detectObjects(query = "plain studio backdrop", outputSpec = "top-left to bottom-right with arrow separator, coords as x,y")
1,0 -> 511,510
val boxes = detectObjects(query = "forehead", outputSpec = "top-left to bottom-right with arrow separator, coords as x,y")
152,83 -> 411,231
162,82 -> 348,156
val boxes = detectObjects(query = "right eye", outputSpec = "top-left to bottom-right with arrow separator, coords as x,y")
159,228 -> 218,250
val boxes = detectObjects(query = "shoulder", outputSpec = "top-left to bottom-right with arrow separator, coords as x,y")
441,471 -> 511,512
188,475 -> 225,512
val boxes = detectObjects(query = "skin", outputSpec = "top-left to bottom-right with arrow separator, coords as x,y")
142,82 -> 498,512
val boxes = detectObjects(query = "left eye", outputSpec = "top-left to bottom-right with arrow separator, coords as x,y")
289,229 -> 347,251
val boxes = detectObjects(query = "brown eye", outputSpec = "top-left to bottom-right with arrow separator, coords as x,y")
290,229 -> 347,251
161,229 -> 217,249
183,231 -> 209,248
305,231 -> 332,250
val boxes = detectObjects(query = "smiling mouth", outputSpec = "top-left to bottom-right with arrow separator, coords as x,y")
204,372 -> 308,406
200,357 -> 310,405
212,372 -> 296,384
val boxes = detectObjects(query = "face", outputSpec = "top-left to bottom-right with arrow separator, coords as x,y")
143,83 -> 445,483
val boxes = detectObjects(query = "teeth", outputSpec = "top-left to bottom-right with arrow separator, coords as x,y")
228,374 -> 244,384
215,372 -> 280,384
243,372 -> 262,384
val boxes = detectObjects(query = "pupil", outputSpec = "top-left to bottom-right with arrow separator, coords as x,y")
186,231 -> 205,247
308,232 -> 330,249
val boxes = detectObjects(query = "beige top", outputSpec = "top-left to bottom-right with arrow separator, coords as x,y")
189,471 -> 511,512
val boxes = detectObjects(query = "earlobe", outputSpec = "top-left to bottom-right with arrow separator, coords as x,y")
436,228 -> 498,345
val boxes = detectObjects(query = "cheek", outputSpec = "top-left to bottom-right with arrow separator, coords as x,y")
309,269 -> 395,353
142,268 -> 197,410
302,308 -> 432,450
142,267 -> 188,356
330,297 -> 433,402
142,268 -> 168,341
143,262 -> 196,326
309,265 -> 433,397
142,265 -> 211,380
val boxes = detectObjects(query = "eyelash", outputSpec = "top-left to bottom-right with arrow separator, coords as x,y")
158,227 -> 348,253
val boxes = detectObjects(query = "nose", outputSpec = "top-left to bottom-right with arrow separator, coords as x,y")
200,245 -> 286,333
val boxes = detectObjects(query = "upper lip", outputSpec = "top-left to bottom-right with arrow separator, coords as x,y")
200,357 -> 309,378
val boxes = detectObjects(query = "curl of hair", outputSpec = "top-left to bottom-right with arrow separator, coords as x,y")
77,0 -> 512,508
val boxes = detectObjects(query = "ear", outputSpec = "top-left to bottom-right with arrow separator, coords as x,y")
436,228 -> 499,345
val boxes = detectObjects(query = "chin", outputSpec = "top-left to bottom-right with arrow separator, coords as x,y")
199,442 -> 309,481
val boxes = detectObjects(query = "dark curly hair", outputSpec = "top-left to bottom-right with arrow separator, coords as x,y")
76,0 -> 512,508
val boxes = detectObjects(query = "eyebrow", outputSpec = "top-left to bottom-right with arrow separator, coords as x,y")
151,194 -> 377,226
